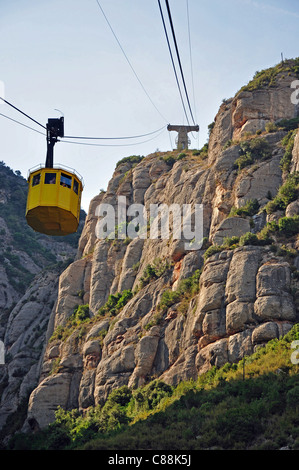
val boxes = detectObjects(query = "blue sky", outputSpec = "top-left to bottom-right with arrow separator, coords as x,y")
0,0 -> 298,211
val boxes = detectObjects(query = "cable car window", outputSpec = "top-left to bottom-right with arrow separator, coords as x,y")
73,179 -> 79,195
45,173 -> 56,184
32,173 -> 41,187
60,173 -> 72,189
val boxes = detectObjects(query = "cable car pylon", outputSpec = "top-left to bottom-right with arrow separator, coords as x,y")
167,124 -> 199,150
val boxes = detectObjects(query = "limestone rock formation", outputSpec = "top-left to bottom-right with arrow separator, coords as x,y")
1,59 -> 299,435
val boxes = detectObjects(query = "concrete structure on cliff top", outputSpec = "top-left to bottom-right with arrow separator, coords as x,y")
167,124 -> 199,150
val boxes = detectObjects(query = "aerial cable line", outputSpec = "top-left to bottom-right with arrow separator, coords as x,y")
63,125 -> 165,140
165,0 -> 196,125
0,96 -> 46,130
95,0 -> 168,124
0,108 -> 166,148
164,0 -> 196,126
157,0 -> 191,128
0,96 -> 165,141
59,127 -> 166,148
186,0 -> 197,124
0,112 -> 46,136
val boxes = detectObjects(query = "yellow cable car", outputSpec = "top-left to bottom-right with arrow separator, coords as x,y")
26,166 -> 84,236
26,117 -> 84,236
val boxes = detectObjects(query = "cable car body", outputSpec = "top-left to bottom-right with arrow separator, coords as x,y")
25,117 -> 84,236
26,166 -> 83,236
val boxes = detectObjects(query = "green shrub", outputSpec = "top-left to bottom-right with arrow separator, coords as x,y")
280,130 -> 297,172
98,290 -> 133,317
229,199 -> 259,217
133,381 -> 173,412
153,269 -> 202,318
193,143 -> 208,158
139,264 -> 158,286
204,244 -> 224,260
116,155 -> 144,168
240,58 -> 299,93
277,117 -> 299,132
278,216 -> 299,236
239,232 -> 258,246
234,138 -> 272,171
275,244 -> 297,259
177,269 -> 201,296
162,152 -> 188,166
239,232 -> 268,246
286,386 -> 299,409
139,258 -> 170,288
163,155 -> 176,166
208,121 -> 215,135
258,221 -> 277,243
49,304 -> 91,343
265,172 -> 299,214
235,153 -> 253,170
157,289 -> 181,313
265,122 -> 278,133
72,304 -> 90,323
223,236 -> 240,247
258,215 -> 299,241
144,312 -> 164,330
106,386 -> 132,407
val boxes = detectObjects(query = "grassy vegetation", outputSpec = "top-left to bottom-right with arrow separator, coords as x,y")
233,138 -> 272,171
8,324 -> 299,450
223,118 -> 298,159
49,304 -> 91,343
265,171 -> 299,214
116,155 -> 144,168
280,130 -> 297,172
157,269 -> 201,313
143,269 -> 202,331
50,288 -> 135,344
98,290 -> 133,317
204,212 -> 299,260
229,199 -> 260,218
161,152 -> 188,167
138,258 -> 171,289
239,58 -> 299,92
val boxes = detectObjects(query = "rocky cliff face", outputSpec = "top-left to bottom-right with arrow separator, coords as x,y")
0,164 -> 85,433
1,60 -> 299,435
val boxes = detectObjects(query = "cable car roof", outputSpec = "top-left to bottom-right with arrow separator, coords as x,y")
27,163 -> 84,187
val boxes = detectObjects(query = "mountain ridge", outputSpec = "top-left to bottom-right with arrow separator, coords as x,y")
0,59 -> 299,446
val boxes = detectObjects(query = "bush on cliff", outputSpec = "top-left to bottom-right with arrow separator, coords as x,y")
234,138 -> 272,171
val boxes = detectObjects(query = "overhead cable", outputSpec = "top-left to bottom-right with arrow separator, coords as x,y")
95,0 -> 168,124
63,125 -> 166,140
0,96 -> 46,130
0,96 -> 165,142
186,0 -> 197,123
0,112 -> 46,136
59,127 -> 166,147
157,0 -> 191,127
164,0 -> 196,125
